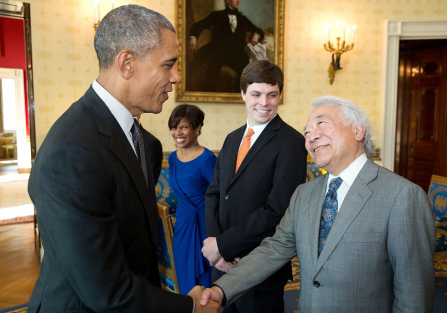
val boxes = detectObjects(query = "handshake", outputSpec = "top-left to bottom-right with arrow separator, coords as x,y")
187,236 -> 241,312
188,285 -> 225,313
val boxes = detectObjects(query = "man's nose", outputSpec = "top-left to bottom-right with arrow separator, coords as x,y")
307,130 -> 321,142
260,95 -> 268,106
171,64 -> 180,84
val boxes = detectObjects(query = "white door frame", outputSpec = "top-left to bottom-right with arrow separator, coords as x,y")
0,67 -> 31,170
382,20 -> 447,170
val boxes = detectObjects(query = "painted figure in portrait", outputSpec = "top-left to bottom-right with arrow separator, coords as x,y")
185,0 -> 275,93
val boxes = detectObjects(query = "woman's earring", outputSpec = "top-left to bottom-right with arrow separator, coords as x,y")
194,137 -> 199,150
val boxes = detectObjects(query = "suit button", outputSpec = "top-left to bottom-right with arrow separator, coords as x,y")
313,281 -> 320,288
225,195 -> 230,200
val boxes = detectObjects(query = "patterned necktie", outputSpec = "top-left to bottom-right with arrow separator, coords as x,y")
318,177 -> 343,256
131,118 -> 148,187
235,128 -> 254,173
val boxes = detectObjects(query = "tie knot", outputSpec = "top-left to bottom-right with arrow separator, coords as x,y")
245,128 -> 254,138
329,177 -> 343,191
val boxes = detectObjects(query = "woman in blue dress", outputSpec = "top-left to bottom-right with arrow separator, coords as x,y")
168,104 -> 217,295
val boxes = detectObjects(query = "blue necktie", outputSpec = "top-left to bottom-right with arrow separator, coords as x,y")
131,119 -> 148,187
318,177 -> 343,256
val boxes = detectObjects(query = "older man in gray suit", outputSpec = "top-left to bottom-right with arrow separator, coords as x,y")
199,96 -> 436,312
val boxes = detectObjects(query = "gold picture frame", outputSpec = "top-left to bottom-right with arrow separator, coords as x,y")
175,0 -> 285,104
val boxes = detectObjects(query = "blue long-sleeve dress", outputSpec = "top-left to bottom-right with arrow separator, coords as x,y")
168,148 -> 217,294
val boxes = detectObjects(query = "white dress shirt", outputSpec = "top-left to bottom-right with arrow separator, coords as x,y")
92,80 -> 138,156
326,153 -> 368,211
228,14 -> 237,32
238,114 -> 277,150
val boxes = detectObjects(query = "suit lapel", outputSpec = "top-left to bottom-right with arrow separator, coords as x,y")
222,126 -> 245,189
229,115 -> 282,187
82,87 -> 158,243
316,159 -> 378,272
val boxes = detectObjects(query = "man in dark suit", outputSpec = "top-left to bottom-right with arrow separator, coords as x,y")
200,96 -> 436,313
27,5 -> 221,313
203,60 -> 307,312
188,0 -> 264,92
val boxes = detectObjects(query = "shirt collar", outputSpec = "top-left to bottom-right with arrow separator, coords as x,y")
327,153 -> 368,188
92,80 -> 134,136
246,113 -> 277,134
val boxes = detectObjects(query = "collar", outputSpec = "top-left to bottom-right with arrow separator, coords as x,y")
92,80 -> 134,137
246,113 -> 277,134
327,153 -> 368,188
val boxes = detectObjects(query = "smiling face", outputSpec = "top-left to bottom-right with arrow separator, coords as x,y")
170,118 -> 200,149
242,83 -> 280,126
303,105 -> 365,176
129,29 -> 180,115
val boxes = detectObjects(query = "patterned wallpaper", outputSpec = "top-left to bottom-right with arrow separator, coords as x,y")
28,0 -> 447,153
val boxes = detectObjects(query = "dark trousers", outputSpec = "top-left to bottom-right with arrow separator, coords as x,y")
212,268 -> 285,313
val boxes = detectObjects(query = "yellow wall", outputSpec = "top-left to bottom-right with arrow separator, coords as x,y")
29,0 -> 447,153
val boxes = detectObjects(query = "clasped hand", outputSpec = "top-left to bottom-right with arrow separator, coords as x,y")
200,286 -> 224,308
202,237 -> 240,272
189,286 -> 222,313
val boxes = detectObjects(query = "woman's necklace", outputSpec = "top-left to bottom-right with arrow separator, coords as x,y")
178,145 -> 199,162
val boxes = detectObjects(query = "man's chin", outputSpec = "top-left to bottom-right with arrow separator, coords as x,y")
150,103 -> 164,114
313,158 -> 327,170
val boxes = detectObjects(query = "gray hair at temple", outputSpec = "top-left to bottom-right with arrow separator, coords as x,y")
94,5 -> 175,70
311,96 -> 375,159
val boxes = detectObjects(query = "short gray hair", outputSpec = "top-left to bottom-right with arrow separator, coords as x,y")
94,5 -> 175,70
311,96 -> 375,159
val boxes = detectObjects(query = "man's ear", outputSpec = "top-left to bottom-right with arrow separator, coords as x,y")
241,90 -> 246,101
354,124 -> 366,142
116,50 -> 134,79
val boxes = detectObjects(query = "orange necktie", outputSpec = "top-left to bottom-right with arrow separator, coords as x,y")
235,128 -> 254,173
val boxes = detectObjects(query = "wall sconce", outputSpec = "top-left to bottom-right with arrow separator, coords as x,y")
324,21 -> 356,85
93,0 -> 117,31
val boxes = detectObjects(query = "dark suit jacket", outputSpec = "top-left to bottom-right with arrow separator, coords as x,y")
205,115 -> 307,291
190,8 -> 264,71
142,126 -> 163,182
28,87 -> 193,312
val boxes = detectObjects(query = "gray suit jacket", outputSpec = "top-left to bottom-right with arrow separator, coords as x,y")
216,159 -> 436,313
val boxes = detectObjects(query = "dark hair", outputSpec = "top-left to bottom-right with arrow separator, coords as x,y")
240,60 -> 284,94
94,5 -> 175,70
168,104 -> 205,131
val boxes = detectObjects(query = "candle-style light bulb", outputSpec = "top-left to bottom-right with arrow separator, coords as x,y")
337,20 -> 341,38
342,22 -> 346,41
96,0 -> 101,22
328,24 -> 331,42
111,0 -> 114,10
93,2 -> 97,22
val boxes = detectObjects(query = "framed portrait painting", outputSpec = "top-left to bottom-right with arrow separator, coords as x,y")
175,0 -> 285,103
